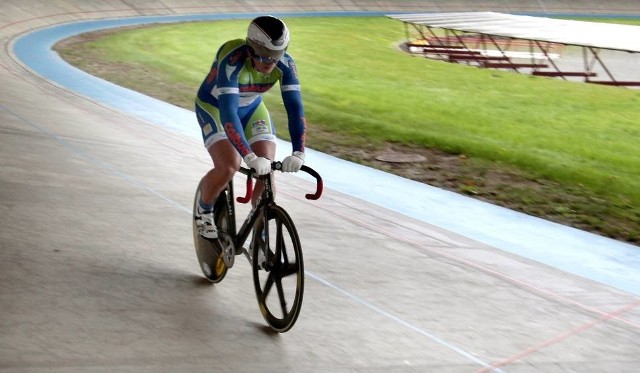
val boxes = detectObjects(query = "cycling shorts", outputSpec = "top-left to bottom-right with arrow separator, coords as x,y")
195,97 -> 277,150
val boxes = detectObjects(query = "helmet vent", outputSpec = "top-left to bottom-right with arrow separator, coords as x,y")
253,16 -> 285,42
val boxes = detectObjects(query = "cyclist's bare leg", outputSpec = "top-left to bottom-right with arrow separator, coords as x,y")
251,140 -> 276,207
200,139 -> 241,205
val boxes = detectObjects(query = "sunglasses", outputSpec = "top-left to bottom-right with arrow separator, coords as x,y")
252,53 -> 278,64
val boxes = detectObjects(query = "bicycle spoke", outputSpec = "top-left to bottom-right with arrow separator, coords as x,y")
262,271 -> 275,300
281,263 -> 299,277
277,221 -> 289,265
275,277 -> 287,316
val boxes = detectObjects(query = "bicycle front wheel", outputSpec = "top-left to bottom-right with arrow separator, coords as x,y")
252,205 -> 304,333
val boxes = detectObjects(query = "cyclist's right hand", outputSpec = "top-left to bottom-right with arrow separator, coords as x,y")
243,153 -> 271,175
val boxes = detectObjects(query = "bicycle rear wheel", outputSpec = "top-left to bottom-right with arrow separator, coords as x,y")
193,180 -> 227,283
252,205 -> 304,333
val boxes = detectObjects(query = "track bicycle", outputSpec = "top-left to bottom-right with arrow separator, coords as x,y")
193,161 -> 322,332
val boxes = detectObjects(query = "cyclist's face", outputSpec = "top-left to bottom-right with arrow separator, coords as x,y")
252,57 -> 277,74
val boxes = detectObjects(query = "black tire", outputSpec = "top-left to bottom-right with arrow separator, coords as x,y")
252,205 -> 304,332
193,179 -> 227,283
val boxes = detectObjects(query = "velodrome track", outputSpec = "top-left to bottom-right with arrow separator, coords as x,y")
1,1 -> 639,371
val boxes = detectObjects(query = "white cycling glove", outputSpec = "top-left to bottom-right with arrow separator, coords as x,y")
243,153 -> 271,175
281,151 -> 305,173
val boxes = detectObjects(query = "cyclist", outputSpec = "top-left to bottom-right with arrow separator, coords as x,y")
194,15 -> 307,239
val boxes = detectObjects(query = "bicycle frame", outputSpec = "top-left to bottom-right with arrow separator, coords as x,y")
221,162 -> 323,257
220,169 -> 272,255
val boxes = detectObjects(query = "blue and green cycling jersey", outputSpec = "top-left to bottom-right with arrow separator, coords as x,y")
196,39 -> 306,156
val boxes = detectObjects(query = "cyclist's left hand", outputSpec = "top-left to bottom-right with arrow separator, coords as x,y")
282,151 -> 305,173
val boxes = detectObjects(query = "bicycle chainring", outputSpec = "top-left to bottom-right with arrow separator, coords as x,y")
219,233 -> 235,268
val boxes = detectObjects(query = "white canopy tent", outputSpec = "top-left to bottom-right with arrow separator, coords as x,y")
387,12 -> 640,86
388,12 -> 640,53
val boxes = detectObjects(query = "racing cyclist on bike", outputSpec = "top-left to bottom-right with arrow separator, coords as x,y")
194,15 -> 307,239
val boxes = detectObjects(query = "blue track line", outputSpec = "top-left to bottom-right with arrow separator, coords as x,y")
12,11 -> 640,296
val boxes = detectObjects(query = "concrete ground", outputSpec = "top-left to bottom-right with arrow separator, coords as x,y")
1,1 -> 639,372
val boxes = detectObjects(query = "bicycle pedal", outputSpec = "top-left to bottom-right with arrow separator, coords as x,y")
221,245 -> 235,268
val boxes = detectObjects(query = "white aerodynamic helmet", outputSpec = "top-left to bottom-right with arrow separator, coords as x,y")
246,15 -> 290,61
